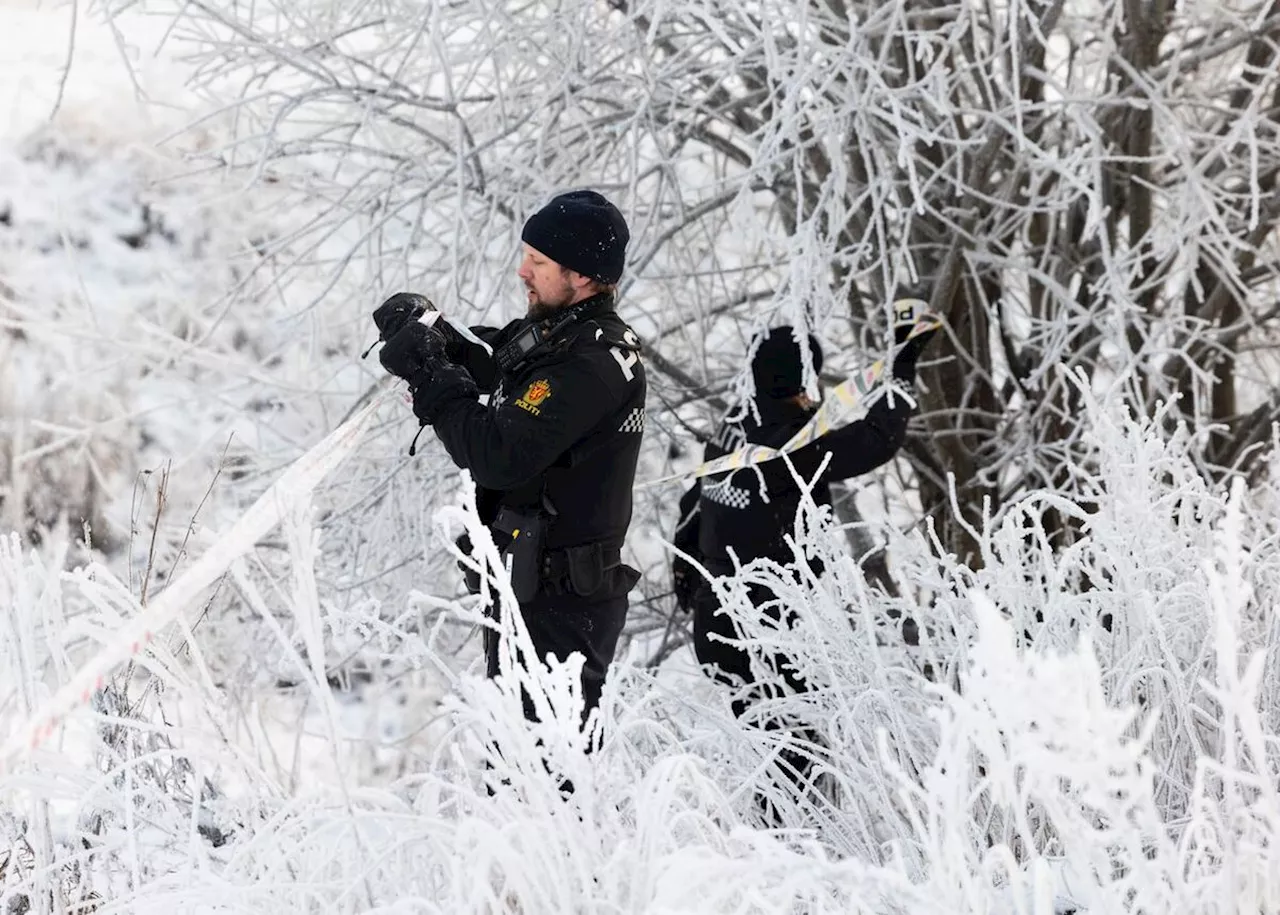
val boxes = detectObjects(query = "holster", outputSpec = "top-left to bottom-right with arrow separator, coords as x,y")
567,542 -> 614,596
543,542 -> 637,598
492,507 -> 546,602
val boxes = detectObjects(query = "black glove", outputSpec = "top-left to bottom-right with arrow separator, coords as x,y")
455,533 -> 482,594
891,300 -> 940,381
373,292 -> 433,342
672,555 -> 699,614
893,331 -> 938,381
379,321 -> 448,384
411,360 -> 479,425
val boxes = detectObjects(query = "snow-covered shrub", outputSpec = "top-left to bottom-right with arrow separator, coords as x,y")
684,388 -> 1280,910
4,382 -> 1277,912
0,123 -> 291,559
0,107 -> 415,718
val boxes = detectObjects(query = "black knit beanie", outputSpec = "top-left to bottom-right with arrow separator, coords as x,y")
751,326 -> 825,399
520,190 -> 630,284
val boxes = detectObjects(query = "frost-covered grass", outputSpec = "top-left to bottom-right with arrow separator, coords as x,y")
5,381 -> 1280,912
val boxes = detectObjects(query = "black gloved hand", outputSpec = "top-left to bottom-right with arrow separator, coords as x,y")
411,360 -> 479,425
379,320 -> 448,384
672,555 -> 699,614
455,533 -> 483,594
373,292 -> 434,342
893,328 -> 939,381
891,299 -> 940,381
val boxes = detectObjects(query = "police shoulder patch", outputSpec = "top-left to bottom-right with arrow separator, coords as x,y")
514,378 -> 552,416
524,379 -> 551,405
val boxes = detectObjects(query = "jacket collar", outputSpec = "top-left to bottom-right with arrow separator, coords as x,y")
754,395 -> 814,428
497,293 -> 616,382
544,291 -> 615,327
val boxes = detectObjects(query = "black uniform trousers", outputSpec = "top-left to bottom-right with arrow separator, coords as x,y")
691,576 -> 810,717
691,571 -> 823,823
483,589 -> 629,727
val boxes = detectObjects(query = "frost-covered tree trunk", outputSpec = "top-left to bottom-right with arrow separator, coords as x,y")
143,0 -> 1280,570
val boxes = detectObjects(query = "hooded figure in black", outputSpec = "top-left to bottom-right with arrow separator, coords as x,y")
372,190 -> 646,730
672,315 -> 936,816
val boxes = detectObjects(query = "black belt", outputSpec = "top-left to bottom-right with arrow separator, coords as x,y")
541,544 -> 622,578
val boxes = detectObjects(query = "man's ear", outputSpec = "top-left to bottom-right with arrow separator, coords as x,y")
566,269 -> 594,292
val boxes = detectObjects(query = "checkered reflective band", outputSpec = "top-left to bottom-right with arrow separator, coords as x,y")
702,476 -> 751,510
618,407 -> 645,433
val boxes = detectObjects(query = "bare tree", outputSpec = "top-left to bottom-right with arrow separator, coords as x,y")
140,0 -> 1280,570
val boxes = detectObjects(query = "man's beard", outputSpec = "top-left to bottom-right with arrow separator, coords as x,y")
525,286 -> 574,320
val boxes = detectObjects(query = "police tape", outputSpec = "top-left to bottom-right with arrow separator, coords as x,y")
421,308 -> 493,355
0,386 -> 393,773
640,311 -> 942,488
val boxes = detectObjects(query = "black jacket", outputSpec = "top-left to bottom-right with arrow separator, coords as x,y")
431,293 -> 646,552
679,390 -> 911,573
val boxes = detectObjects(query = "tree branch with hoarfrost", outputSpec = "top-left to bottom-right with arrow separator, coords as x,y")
125,0 -> 1280,567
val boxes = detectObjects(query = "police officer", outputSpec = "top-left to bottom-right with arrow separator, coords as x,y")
373,190 -> 646,727
672,314 -> 936,816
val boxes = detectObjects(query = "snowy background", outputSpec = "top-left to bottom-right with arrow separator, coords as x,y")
2,0 -> 1280,912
